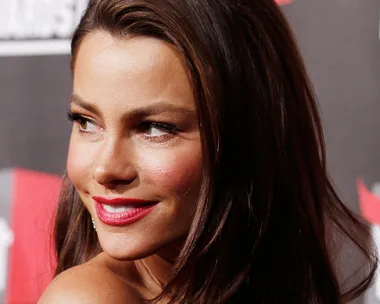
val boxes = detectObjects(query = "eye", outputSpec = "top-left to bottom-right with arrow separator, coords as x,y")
67,111 -> 100,134
140,122 -> 177,138
78,117 -> 97,133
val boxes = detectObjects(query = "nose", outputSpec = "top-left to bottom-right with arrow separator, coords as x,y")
92,137 -> 137,187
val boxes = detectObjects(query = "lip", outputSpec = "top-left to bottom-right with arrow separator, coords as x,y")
92,196 -> 155,206
92,196 -> 158,226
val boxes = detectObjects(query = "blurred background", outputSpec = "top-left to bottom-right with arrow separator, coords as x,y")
0,0 -> 379,303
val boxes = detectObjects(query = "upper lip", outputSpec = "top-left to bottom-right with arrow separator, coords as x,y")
92,196 -> 156,206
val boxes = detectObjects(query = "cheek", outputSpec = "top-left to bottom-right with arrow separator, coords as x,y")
66,137 -> 93,191
139,146 -> 202,197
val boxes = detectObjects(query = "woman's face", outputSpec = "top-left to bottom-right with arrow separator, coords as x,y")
67,31 -> 202,260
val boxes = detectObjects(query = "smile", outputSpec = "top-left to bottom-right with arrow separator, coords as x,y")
92,196 -> 158,226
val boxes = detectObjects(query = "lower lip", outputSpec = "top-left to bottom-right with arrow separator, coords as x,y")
95,201 -> 157,226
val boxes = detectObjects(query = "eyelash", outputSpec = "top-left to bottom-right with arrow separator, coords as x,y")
139,122 -> 179,143
139,121 -> 177,132
67,111 -> 91,124
67,111 -> 178,141
67,111 -> 98,133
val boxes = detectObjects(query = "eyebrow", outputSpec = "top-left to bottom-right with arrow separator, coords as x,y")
70,94 -> 102,116
70,93 -> 196,119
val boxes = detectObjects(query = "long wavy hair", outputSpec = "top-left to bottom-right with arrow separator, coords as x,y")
54,0 -> 377,303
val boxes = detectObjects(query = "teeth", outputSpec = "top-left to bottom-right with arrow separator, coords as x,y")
102,204 -> 134,213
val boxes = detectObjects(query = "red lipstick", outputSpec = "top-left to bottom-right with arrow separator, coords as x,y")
92,196 -> 158,226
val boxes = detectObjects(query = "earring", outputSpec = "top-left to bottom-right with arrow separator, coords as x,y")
91,217 -> 97,231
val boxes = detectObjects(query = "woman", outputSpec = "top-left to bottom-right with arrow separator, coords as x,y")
38,0 -> 376,303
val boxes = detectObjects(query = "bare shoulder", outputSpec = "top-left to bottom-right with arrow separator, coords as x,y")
38,262 -> 142,304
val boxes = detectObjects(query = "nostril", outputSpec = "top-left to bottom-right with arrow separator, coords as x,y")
109,178 -> 135,186
92,162 -> 137,186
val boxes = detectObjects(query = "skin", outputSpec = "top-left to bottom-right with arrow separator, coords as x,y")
38,31 -> 202,303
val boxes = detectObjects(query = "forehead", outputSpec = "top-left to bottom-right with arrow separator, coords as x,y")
73,31 -> 192,110
75,31 -> 185,76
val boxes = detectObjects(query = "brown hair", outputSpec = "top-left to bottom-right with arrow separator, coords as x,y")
54,0 -> 377,303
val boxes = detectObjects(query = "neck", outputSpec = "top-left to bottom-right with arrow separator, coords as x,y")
136,241 -> 184,292
138,254 -> 172,288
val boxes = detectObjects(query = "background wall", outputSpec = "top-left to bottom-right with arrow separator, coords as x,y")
281,2 -> 380,303
0,0 -> 379,303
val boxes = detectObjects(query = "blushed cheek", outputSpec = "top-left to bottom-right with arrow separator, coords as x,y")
140,147 -> 202,198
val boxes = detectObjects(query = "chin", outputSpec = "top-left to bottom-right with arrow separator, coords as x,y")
96,225 -> 189,261
97,231 -> 168,261
103,247 -> 151,261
